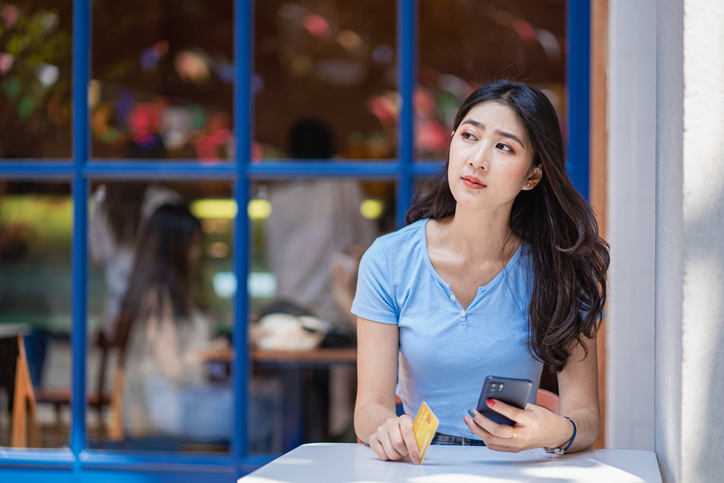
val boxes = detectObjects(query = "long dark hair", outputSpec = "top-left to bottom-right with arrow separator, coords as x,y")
406,80 -> 609,372
102,182 -> 148,244
114,204 -> 201,356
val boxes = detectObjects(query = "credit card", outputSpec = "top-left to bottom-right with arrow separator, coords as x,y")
412,401 -> 439,464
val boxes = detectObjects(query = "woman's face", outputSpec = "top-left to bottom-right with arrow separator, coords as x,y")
447,100 -> 542,214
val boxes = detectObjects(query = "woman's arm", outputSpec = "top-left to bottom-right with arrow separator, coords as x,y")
464,335 -> 600,453
355,316 -> 420,463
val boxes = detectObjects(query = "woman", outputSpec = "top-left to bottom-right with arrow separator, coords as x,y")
114,204 -> 231,441
352,80 -> 609,462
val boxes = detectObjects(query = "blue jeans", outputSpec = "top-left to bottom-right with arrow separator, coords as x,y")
431,432 -> 486,446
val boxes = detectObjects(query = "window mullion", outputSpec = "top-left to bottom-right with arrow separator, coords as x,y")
70,0 -> 91,462
396,0 -> 417,228
233,0 -> 253,466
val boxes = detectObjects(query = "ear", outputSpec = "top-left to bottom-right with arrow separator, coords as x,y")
523,166 -> 543,190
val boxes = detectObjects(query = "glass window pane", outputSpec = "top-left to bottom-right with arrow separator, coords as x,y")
0,2 -> 73,159
248,179 -> 395,453
254,1 -> 397,161
416,0 -> 566,160
0,181 -> 72,448
91,1 -> 234,161
87,181 -> 234,453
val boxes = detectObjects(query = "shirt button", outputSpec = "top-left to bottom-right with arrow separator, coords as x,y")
460,309 -> 466,317
450,294 -> 456,302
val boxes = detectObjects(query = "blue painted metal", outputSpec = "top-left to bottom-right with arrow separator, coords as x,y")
233,0 -> 253,469
248,161 -> 400,178
70,0 -> 90,477
566,0 -> 591,201
84,161 -> 238,179
396,0 -> 417,228
0,162 -> 74,178
0,449 -> 75,468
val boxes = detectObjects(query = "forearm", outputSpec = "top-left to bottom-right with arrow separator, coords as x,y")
354,397 -> 398,444
558,406 -> 600,453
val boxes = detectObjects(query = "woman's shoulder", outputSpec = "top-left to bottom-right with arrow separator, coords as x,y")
367,219 -> 427,260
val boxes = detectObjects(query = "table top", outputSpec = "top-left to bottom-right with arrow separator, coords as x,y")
239,442 -> 662,483
202,347 -> 357,365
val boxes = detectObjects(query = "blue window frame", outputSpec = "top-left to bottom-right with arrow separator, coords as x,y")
0,0 -> 590,479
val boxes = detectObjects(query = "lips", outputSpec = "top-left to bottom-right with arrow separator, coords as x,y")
462,175 -> 486,189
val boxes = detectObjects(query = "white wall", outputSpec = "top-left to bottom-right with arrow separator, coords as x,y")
606,0 -> 657,450
656,0 -> 724,481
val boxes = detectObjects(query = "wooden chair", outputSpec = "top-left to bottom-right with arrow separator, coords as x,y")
33,331 -> 123,440
10,335 -> 41,447
536,388 -> 560,415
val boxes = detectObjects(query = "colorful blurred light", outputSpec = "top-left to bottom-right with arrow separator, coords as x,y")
360,199 -> 384,220
190,199 -> 238,219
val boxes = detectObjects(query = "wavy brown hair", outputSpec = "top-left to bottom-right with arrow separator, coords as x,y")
405,80 -> 609,372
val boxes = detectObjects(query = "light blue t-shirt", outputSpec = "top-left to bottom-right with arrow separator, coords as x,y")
351,218 -> 543,439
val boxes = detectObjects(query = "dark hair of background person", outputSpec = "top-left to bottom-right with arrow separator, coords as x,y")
288,118 -> 334,159
102,183 -> 148,244
405,80 -> 610,373
114,204 -> 202,357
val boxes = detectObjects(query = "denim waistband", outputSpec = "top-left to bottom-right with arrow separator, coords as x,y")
430,432 -> 486,446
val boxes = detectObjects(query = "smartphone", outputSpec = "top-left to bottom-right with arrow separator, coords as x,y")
475,376 -> 533,426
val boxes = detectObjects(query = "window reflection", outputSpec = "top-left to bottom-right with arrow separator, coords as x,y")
91,0 -> 233,160
417,0 -> 566,159
248,178 -> 394,453
0,1 -> 73,159
87,182 -> 234,452
0,182 -> 71,448
254,0 -> 397,160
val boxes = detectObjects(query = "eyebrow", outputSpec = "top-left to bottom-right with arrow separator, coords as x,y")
460,119 -> 526,148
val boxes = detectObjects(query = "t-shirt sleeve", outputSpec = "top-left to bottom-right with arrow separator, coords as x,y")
351,239 -> 398,325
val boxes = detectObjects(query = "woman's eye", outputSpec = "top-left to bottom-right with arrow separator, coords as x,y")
462,132 -> 477,141
496,142 -> 513,152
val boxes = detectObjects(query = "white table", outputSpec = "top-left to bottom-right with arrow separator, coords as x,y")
240,442 -> 662,483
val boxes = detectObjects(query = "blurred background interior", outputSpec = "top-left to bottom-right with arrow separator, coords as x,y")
0,0 -> 568,457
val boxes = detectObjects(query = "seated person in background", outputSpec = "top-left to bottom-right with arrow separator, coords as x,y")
114,204 -> 232,442
266,118 -> 376,331
264,119 -> 377,440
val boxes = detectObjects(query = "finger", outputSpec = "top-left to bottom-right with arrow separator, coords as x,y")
368,433 -> 391,461
378,429 -> 405,461
468,409 -> 514,440
464,415 -> 493,439
484,398 -> 530,424
399,417 -> 421,464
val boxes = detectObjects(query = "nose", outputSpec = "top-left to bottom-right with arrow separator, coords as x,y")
467,144 -> 489,170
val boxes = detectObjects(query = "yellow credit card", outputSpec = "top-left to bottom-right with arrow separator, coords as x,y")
412,401 -> 439,464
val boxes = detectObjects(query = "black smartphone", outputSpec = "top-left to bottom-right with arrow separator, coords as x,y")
475,376 -> 533,426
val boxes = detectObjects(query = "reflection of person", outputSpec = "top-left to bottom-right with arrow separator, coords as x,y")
353,81 -> 609,461
90,183 -> 181,336
266,118 -> 376,328
114,204 -> 231,441
264,119 -> 376,440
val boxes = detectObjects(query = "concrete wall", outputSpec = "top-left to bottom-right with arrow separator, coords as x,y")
606,0 -> 657,451
656,0 -> 724,481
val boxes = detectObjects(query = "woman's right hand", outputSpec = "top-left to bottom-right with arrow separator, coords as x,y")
368,414 -> 420,463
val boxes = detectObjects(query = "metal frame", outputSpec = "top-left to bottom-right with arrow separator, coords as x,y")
0,0 -> 590,480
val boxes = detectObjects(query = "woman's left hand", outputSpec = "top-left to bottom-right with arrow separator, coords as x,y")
463,399 -> 573,452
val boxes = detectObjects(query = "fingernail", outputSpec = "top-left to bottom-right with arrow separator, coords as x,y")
412,453 -> 420,464
464,416 -> 472,423
487,398 -> 495,407
467,409 -> 476,418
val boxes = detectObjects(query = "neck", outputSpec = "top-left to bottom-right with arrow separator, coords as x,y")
441,203 -> 517,263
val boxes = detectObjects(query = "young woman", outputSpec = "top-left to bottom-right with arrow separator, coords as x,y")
352,80 -> 609,462
114,204 -> 232,441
